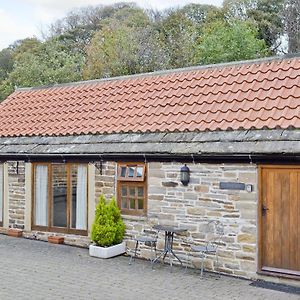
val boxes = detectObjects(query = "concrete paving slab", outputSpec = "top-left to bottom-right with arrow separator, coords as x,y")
0,235 -> 298,300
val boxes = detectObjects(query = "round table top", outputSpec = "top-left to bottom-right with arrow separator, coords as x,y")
153,224 -> 188,233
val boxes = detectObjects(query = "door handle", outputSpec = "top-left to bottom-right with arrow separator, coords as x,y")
262,204 -> 269,216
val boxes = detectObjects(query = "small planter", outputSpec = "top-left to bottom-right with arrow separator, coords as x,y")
89,242 -> 126,259
8,228 -> 23,238
48,236 -> 64,244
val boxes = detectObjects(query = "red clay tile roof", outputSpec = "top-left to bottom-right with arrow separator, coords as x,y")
0,56 -> 300,137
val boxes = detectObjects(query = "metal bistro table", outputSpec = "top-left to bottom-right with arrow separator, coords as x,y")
152,224 -> 187,270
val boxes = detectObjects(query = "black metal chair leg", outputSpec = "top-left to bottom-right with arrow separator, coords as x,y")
129,241 -> 139,265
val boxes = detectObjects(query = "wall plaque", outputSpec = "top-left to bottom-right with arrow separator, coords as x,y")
219,182 -> 245,190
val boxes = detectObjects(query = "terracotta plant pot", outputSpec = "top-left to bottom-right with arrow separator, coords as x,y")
8,228 -> 23,237
48,236 -> 64,244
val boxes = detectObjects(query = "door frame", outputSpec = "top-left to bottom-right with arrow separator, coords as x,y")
258,164 -> 300,280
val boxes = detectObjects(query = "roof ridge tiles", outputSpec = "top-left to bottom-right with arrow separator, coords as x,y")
13,54 -> 299,92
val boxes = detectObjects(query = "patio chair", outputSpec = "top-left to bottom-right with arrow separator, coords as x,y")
186,220 -> 224,278
129,229 -> 158,266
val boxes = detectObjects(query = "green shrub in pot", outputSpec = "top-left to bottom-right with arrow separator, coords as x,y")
91,194 -> 125,247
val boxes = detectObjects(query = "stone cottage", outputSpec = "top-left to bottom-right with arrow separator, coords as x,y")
0,55 -> 299,283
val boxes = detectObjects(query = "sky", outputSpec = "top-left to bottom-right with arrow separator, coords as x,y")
0,0 -> 223,50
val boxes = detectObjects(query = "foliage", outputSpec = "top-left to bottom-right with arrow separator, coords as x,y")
0,1 -> 299,101
284,0 -> 300,53
0,80 -> 14,101
91,195 -> 125,247
0,48 -> 14,81
9,39 -> 84,88
180,4 -> 221,26
84,22 -> 141,78
248,0 -> 284,52
196,19 -> 269,64
84,13 -> 167,79
155,9 -> 199,68
223,0 -> 284,53
223,0 -> 257,19
47,3 -> 146,54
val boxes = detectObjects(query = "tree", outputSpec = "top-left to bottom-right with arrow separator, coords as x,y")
84,20 -> 168,79
196,19 -> 269,65
0,38 -> 42,101
47,3 -> 145,54
83,7 -> 169,79
84,23 -> 140,79
0,48 -> 14,81
284,0 -> 300,53
8,39 -> 84,88
223,0 -> 284,53
223,0 -> 257,19
247,0 -> 284,52
156,10 -> 199,68
10,38 -> 41,59
180,3 -> 221,26
0,80 -> 14,101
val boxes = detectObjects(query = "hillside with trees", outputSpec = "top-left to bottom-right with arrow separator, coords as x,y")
0,0 -> 299,101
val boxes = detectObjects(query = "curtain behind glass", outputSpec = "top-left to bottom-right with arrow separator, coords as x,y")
0,165 -> 3,223
76,165 -> 87,230
35,165 -> 48,226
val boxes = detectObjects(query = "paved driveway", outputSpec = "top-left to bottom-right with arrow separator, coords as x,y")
0,235 -> 298,300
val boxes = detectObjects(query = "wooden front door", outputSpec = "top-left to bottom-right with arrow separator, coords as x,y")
259,166 -> 300,278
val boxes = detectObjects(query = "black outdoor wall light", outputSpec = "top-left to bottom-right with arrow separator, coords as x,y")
180,164 -> 190,186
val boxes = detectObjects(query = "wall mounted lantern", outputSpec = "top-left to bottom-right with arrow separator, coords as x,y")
180,164 -> 190,186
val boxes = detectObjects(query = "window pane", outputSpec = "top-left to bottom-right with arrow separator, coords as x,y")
136,167 -> 143,178
121,197 -> 127,209
52,164 -> 67,227
35,165 -> 48,226
128,167 -> 135,177
137,187 -> 144,197
121,186 -> 127,196
71,165 -> 87,230
129,187 -> 135,196
130,199 -> 135,209
138,199 -> 144,210
120,167 -> 126,177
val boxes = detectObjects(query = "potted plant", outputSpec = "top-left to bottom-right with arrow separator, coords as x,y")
89,195 -> 126,259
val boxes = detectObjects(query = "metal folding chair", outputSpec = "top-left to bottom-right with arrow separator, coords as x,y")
186,220 -> 224,278
129,229 -> 158,266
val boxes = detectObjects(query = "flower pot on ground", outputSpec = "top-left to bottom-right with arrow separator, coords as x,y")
89,195 -> 126,259
8,228 -> 23,237
48,236 -> 64,244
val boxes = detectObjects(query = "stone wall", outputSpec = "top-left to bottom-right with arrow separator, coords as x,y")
94,161 -> 116,204
124,162 -> 258,279
7,161 -> 26,229
4,160 -> 259,279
